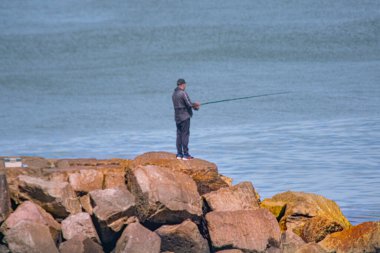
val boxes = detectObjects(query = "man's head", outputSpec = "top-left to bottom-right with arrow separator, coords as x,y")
177,78 -> 186,90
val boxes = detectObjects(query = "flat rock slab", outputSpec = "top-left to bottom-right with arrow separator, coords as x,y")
17,175 -> 81,218
127,165 -> 202,225
155,219 -> 210,253
1,201 -> 61,242
4,221 -> 59,253
114,222 -> 161,253
89,187 -> 136,244
69,169 -> 104,193
132,152 -> 229,194
62,212 -> 100,243
319,221 -> 380,253
203,181 -> 260,212
206,209 -> 281,252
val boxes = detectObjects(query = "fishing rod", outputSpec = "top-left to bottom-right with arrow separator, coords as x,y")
201,91 -> 291,106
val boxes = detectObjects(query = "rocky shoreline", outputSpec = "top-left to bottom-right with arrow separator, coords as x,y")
0,151 -> 379,253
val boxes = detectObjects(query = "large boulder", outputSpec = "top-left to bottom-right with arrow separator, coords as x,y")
114,221 -> 161,253
89,187 -> 136,245
0,201 -> 61,243
16,175 -> 81,218
0,173 -> 11,223
203,181 -> 260,212
126,165 -> 203,225
132,152 -> 229,194
206,209 -> 281,252
319,221 -> 380,253
262,191 -> 350,241
155,219 -> 210,253
68,169 -> 104,193
59,235 -> 104,253
61,212 -> 100,243
4,221 -> 59,253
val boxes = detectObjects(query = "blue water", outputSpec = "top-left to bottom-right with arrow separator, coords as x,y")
1,0 -> 379,225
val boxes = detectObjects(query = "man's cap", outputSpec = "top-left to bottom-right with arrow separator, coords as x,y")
177,78 -> 186,85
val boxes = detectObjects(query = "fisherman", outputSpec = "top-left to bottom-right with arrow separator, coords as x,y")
172,79 -> 200,160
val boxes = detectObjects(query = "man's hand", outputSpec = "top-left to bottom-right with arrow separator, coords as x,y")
192,102 -> 201,110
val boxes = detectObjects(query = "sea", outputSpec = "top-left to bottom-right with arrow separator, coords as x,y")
0,0 -> 379,225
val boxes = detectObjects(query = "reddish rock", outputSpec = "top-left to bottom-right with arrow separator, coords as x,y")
79,194 -> 93,215
295,243 -> 327,253
4,221 -> 59,253
319,221 -> 380,253
89,187 -> 136,244
216,250 -> 243,253
62,212 -> 100,243
0,201 -> 61,242
17,175 -> 81,218
203,181 -> 260,212
155,219 -> 210,253
126,165 -> 203,225
132,152 -> 229,194
0,173 -> 11,223
69,169 -> 104,193
206,209 -> 281,252
114,222 -> 161,253
262,191 -> 350,241
59,235 -> 104,253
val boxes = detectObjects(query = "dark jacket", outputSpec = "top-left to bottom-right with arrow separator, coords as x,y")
172,87 -> 193,124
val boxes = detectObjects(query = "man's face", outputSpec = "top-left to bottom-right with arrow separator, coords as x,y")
179,83 -> 186,90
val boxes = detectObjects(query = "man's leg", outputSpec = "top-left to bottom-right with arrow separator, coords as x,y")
181,119 -> 190,155
176,122 -> 183,155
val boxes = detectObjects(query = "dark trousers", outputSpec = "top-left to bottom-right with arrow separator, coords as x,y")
176,118 -> 190,155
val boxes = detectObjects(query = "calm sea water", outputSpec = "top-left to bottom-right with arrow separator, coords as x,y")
1,1 -> 379,225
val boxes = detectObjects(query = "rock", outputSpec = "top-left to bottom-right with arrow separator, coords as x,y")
301,216 -> 343,242
203,181 -> 260,212
17,175 -> 81,218
69,169 -> 104,193
4,221 -> 59,253
101,169 -> 126,189
260,199 -> 286,221
319,221 -> 380,253
0,201 -> 61,243
132,152 -> 229,194
215,250 -> 243,253
206,209 -> 281,252
62,212 -> 100,243
59,235 -> 104,253
280,230 -> 306,253
127,165 -> 203,225
263,191 -> 350,240
295,243 -> 327,253
0,245 -> 10,253
114,221 -> 161,253
155,219 -> 210,253
0,173 -> 11,223
89,187 -> 136,245
79,194 -> 93,214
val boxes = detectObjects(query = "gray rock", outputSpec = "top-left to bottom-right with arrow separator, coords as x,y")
126,165 -> 202,225
280,230 -> 306,253
155,219 -> 210,253
0,201 -> 61,243
89,187 -> 136,244
17,175 -> 81,218
114,222 -> 161,253
62,212 -> 100,243
206,209 -> 281,253
59,235 -> 104,253
202,181 -> 260,212
4,221 -> 59,253
0,173 -> 11,223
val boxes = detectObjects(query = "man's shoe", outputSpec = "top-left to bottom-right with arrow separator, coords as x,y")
183,154 -> 194,160
176,154 -> 183,160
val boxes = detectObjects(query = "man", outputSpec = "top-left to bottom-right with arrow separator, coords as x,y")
172,78 -> 200,160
